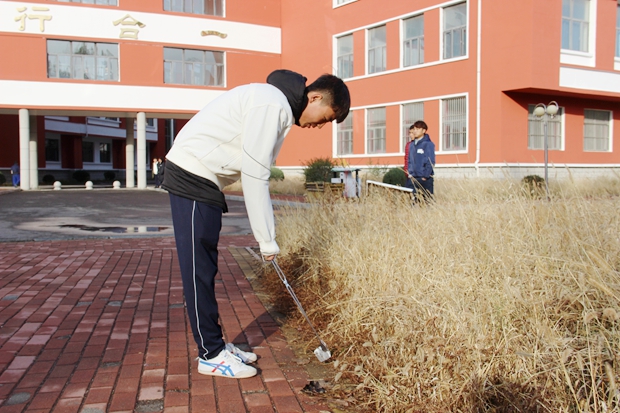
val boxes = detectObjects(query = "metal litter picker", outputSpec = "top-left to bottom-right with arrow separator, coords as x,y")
271,260 -> 332,362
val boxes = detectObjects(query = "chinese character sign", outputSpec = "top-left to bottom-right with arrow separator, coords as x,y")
113,14 -> 145,39
15,6 -> 52,32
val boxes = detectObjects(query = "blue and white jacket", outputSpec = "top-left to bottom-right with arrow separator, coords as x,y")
406,134 -> 435,179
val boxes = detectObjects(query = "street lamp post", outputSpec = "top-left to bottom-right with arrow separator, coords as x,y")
533,101 -> 559,200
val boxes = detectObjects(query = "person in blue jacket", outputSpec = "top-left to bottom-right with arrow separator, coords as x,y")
404,121 -> 435,202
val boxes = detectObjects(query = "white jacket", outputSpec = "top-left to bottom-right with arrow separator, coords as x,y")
166,83 -> 294,255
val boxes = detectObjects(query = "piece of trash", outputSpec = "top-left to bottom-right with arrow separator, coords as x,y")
302,380 -> 326,395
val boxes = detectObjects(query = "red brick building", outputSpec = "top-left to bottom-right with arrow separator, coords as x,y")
1,0 -> 619,189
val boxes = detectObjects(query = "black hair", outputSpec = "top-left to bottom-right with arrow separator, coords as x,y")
306,74 -> 351,123
410,120 -> 428,131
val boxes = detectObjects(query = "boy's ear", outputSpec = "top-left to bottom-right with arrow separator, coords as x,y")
307,91 -> 324,103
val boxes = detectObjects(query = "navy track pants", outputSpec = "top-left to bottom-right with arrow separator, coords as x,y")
169,193 -> 225,359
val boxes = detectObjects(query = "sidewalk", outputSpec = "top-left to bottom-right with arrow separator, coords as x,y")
0,235 -> 333,413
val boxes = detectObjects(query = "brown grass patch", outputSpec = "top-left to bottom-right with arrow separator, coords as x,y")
267,177 -> 620,412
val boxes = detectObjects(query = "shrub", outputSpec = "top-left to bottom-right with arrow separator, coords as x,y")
382,167 -> 407,187
0,173 -> 6,185
269,167 -> 284,181
522,174 -> 545,197
72,170 -> 90,184
303,157 -> 334,183
42,174 -> 56,185
104,171 -> 116,182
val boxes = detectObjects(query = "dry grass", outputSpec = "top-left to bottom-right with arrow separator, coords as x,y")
266,176 -> 620,413
224,175 -> 306,195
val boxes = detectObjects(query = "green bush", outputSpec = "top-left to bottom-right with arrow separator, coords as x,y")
72,170 -> 90,184
269,167 -> 284,181
522,174 -> 545,197
303,157 -> 334,183
383,167 -> 407,187
42,174 -> 56,184
104,171 -> 116,182
0,173 -> 6,185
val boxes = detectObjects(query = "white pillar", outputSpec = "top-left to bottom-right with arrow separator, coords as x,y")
136,112 -> 147,189
29,116 -> 38,189
125,118 -> 135,188
18,109 -> 30,190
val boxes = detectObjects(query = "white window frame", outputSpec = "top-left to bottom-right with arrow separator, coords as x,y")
527,104 -> 565,151
367,25 -> 387,75
336,112 -> 354,156
333,0 -> 357,8
402,14 -> 424,68
583,109 -> 613,152
82,137 -> 113,168
164,47 -> 226,87
440,96 -> 468,153
401,102 -> 424,152
337,35 -> 354,79
366,107 -> 387,154
561,0 -> 597,67
163,0 -> 225,17
441,2 -> 468,61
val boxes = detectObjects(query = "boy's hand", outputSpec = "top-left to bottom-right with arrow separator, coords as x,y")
263,255 -> 276,261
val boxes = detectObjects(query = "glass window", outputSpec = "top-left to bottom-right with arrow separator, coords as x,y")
443,3 -> 467,59
163,0 -> 223,16
403,15 -> 424,67
45,139 -> 60,162
584,109 -> 611,151
368,26 -> 386,74
99,143 -> 111,163
337,35 -> 354,79
528,105 -> 563,150
367,107 -> 386,154
337,112 -> 353,155
402,102 -> 424,151
164,47 -> 224,86
442,97 -> 467,151
56,0 -> 117,4
82,141 -> 94,163
47,40 -> 118,81
562,0 -> 590,52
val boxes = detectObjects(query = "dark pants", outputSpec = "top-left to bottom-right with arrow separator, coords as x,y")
154,175 -> 162,188
169,193 -> 225,359
405,176 -> 434,203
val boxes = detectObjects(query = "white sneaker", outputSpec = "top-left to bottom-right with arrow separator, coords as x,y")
225,343 -> 258,364
197,349 -> 257,379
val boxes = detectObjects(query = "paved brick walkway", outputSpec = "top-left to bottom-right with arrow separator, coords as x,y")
0,236 -> 331,413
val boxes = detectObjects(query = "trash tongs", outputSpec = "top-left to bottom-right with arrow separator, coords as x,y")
271,260 -> 332,362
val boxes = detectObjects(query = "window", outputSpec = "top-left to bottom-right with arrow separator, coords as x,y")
45,139 -> 60,163
164,0 -> 223,16
528,105 -> 563,150
367,108 -> 386,154
368,26 -> 386,74
337,35 -> 354,79
562,0 -> 590,52
164,48 -> 224,86
443,3 -> 467,59
402,102 -> 424,151
441,97 -> 467,151
337,112 -> 353,155
584,109 -> 612,151
83,141 -> 95,163
99,143 -> 111,163
56,0 -> 117,5
47,40 -> 119,81
616,2 -> 620,57
403,15 -> 424,67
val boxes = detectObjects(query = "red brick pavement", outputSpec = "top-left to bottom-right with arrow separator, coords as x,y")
0,236 -> 331,413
